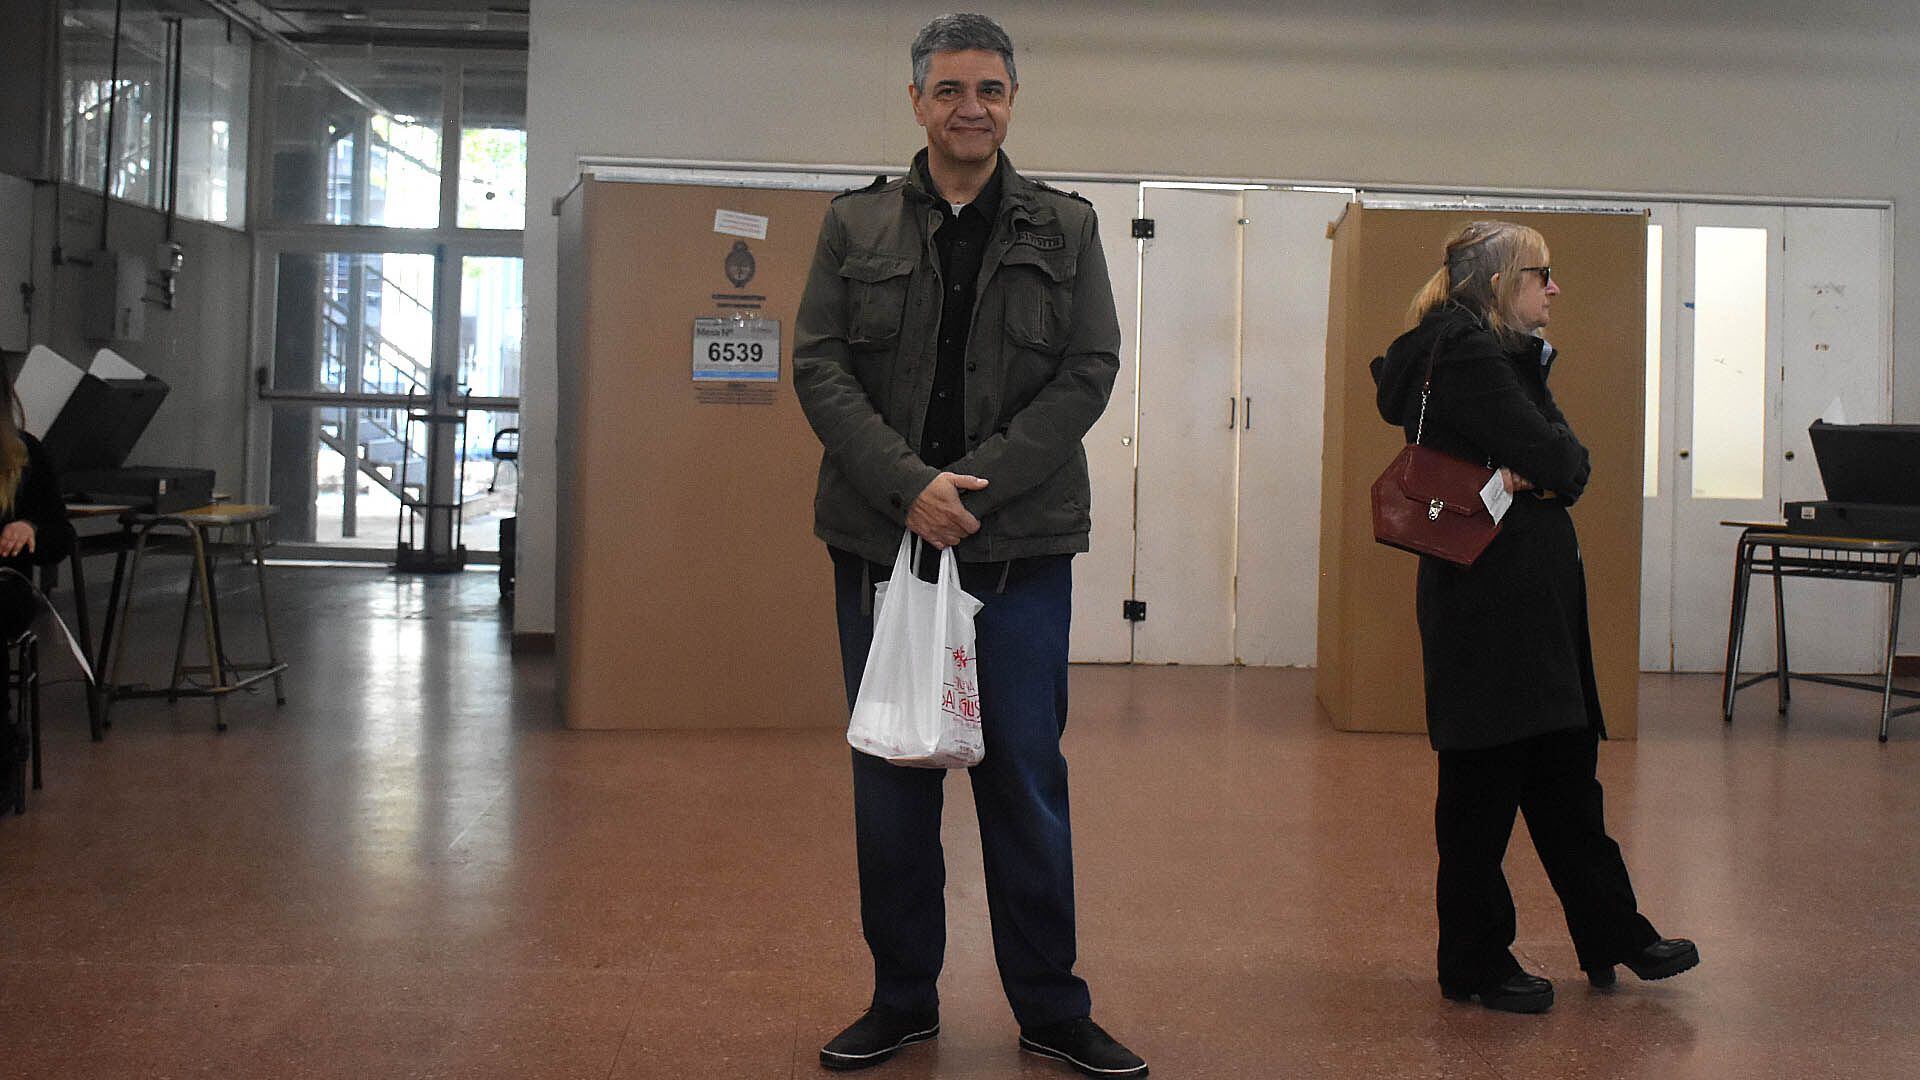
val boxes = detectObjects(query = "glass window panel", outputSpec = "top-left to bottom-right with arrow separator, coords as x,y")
60,0 -> 169,209
458,410 -> 517,555
1689,226 -> 1769,500
280,401 -> 517,548
457,67 -> 527,230
267,50 -> 442,227
270,251 -> 437,396
173,16 -> 250,226
270,405 -> 414,545
454,256 -> 523,554
1644,225 -> 1662,498
457,256 -> 522,397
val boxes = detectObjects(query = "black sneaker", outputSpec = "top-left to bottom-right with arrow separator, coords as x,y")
819,1007 -> 939,1071
1018,1016 -> 1149,1077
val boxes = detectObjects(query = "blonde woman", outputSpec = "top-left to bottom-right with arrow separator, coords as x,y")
1369,221 -> 1697,1013
1,372 -> 70,813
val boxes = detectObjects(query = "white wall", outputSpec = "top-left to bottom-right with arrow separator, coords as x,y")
0,173 -> 30,352
11,180 -> 253,489
522,0 -> 1920,637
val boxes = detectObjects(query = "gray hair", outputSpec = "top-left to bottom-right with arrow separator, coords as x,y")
1407,220 -> 1551,341
910,13 -> 1017,91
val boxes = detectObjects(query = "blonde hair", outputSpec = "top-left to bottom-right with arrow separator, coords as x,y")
0,378 -> 25,518
1407,220 -> 1550,343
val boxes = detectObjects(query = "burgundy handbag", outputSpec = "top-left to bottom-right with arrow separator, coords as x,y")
1370,343 -> 1501,566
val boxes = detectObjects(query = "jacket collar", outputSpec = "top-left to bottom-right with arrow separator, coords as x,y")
910,150 -> 1002,220
1434,302 -> 1553,369
903,149 -> 1055,226
1532,336 -> 1557,375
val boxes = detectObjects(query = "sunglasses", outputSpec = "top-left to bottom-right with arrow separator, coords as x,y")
1516,265 -> 1553,286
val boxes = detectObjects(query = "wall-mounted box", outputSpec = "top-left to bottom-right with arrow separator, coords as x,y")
80,250 -> 147,343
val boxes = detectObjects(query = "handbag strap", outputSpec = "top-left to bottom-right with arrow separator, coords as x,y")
1415,326 -> 1501,471
1413,335 -> 1443,446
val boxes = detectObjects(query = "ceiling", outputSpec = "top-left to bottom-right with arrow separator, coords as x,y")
254,1 -> 529,47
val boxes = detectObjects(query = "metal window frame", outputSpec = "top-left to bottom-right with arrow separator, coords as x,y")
245,47 -> 526,558
52,0 -> 259,229
574,154 -> 1893,213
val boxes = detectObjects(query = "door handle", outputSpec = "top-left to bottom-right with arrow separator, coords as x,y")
1678,449 -> 1690,459
1243,396 -> 1252,430
1228,397 -> 1236,429
1784,449 -> 1796,461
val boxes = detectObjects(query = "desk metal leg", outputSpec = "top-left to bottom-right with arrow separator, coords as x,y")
1723,538 -> 1756,722
27,637 -> 40,792
202,529 -> 231,672
1773,555 -> 1790,713
1882,557 -> 1909,743
187,528 -> 227,733
65,547 -> 102,740
167,566 -> 199,702
100,527 -> 151,732
249,521 -> 287,706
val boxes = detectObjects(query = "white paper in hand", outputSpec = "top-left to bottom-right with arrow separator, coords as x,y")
1479,471 -> 1512,525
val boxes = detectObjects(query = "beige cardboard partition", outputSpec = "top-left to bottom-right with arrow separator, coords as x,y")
1316,205 -> 1647,738
555,178 -> 844,729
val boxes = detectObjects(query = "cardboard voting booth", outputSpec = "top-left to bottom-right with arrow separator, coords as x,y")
554,178 -> 844,730
16,345 -> 212,511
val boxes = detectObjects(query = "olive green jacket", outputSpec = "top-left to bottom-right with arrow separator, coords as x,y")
793,152 -> 1121,565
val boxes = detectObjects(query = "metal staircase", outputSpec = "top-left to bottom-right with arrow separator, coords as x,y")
314,270 -> 434,508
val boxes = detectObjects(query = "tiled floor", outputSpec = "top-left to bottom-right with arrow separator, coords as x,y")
4,565 -> 1919,1078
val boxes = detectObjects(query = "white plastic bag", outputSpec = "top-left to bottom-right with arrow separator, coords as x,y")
846,531 -> 985,768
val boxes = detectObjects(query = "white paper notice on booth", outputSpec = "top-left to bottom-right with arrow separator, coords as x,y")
713,210 -> 769,240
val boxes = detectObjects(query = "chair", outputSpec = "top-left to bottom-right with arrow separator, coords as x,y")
5,630 -> 39,815
488,427 -> 520,493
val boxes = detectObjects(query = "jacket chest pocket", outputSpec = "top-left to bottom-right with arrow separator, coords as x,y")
839,252 -> 916,349
1000,246 -> 1076,355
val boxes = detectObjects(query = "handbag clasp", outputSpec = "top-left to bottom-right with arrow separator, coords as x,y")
1427,499 -> 1444,521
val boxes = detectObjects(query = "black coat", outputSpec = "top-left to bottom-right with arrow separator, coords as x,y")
1370,304 -> 1604,751
0,433 -> 71,638
1,434 -> 70,569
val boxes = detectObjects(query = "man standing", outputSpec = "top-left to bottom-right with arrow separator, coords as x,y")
793,13 -> 1147,1079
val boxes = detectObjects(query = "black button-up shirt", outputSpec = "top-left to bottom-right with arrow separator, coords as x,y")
919,165 -> 1000,469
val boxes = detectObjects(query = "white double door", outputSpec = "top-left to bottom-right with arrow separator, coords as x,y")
1646,204 -> 1892,673
1064,188 -> 1892,675
1069,185 -> 1350,666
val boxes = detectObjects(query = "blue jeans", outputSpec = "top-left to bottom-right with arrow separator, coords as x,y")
831,546 -> 1092,1028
